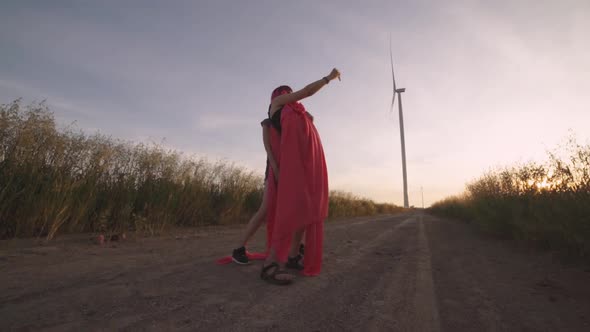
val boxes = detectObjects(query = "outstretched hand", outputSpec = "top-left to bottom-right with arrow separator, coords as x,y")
327,68 -> 341,82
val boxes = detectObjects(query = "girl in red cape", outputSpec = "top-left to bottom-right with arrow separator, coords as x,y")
261,68 -> 341,285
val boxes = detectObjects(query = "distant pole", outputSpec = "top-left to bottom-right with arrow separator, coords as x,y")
398,90 -> 409,208
421,186 -> 424,209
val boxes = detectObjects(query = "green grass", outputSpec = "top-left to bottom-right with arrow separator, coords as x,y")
0,100 -> 400,240
429,137 -> 590,258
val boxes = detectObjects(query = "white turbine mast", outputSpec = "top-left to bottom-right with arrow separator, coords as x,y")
390,34 -> 409,208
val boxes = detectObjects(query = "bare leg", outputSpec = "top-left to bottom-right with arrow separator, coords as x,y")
236,182 -> 268,248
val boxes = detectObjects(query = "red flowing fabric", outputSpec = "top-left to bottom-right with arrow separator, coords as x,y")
215,252 -> 267,265
268,102 -> 329,276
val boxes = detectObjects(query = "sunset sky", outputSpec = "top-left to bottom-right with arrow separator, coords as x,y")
1,0 -> 589,206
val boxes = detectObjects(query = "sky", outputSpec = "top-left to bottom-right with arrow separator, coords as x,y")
1,0 -> 589,207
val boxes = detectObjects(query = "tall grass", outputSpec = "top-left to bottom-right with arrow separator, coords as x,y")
329,190 -> 403,218
429,137 -> 590,257
1,100 -> 400,240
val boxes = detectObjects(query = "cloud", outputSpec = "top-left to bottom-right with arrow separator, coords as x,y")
2,0 -> 590,206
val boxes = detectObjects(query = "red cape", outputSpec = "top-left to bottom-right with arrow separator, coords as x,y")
267,103 -> 328,276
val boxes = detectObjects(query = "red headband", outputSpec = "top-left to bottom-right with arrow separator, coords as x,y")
271,85 -> 292,101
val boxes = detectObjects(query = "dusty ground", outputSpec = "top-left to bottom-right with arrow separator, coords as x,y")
1,211 -> 590,331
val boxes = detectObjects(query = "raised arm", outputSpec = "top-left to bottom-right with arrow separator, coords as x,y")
271,68 -> 341,110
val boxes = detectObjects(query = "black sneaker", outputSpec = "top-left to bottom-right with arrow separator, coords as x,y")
286,254 -> 304,270
232,246 -> 249,265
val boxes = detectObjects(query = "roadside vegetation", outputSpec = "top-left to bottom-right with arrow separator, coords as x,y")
430,137 -> 590,258
0,100 -> 401,240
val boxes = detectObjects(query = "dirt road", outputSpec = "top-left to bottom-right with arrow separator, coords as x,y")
1,212 -> 590,331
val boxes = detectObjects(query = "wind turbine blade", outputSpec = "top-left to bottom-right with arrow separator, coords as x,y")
390,94 -> 396,113
389,33 -> 397,112
389,33 -> 397,91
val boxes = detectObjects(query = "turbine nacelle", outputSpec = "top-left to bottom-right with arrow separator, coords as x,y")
395,88 -> 406,93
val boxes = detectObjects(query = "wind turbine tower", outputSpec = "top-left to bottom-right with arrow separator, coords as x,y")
390,36 -> 409,208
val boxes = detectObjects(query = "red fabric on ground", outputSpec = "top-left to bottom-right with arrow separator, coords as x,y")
215,252 -> 268,265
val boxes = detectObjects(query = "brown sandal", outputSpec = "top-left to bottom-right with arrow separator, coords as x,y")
260,262 -> 293,285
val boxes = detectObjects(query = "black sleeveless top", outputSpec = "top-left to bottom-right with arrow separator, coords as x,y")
268,106 -> 283,133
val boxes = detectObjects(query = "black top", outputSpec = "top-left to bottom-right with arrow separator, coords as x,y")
269,106 -> 283,133
267,107 -> 315,134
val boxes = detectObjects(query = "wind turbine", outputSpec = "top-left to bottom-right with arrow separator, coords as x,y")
390,35 -> 409,209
